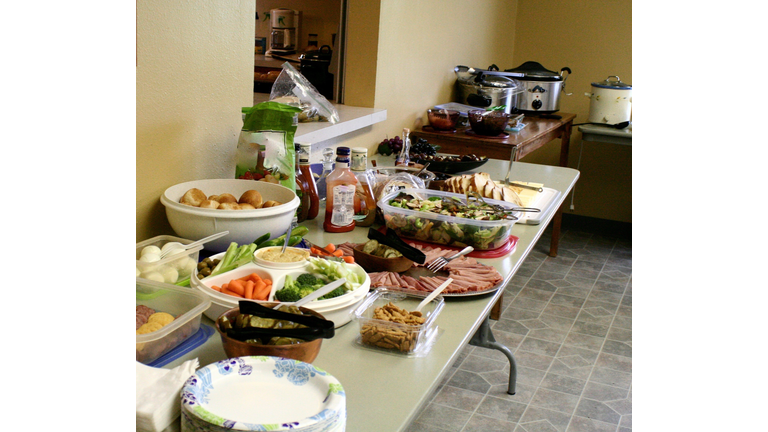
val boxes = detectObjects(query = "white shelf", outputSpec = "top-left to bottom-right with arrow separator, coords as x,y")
252,93 -> 387,144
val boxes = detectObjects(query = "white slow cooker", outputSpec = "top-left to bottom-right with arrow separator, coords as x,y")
585,76 -> 632,125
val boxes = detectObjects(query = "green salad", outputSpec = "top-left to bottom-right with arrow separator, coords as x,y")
383,193 -> 516,250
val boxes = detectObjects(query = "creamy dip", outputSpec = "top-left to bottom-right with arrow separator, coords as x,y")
259,247 -> 310,263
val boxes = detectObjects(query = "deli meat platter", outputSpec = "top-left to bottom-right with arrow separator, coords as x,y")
339,243 -> 504,298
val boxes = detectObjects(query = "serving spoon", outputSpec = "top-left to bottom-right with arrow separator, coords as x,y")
415,277 -> 453,312
159,231 -> 229,259
273,278 -> 347,310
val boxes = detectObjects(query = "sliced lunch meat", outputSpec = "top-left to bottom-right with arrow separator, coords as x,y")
363,245 -> 502,294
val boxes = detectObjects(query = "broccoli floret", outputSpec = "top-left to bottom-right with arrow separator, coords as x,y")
274,286 -> 302,302
298,287 -> 316,299
296,273 -> 319,287
320,286 -> 347,300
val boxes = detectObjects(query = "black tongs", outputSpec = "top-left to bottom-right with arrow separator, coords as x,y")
225,301 -> 335,342
367,228 -> 426,265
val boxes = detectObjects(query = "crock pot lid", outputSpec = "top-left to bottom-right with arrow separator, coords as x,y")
505,61 -> 561,80
592,76 -> 632,89
465,74 -> 522,89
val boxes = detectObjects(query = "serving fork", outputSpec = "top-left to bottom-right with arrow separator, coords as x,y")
426,246 -> 474,273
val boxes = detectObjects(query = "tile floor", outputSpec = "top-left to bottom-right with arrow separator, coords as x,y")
406,217 -> 632,432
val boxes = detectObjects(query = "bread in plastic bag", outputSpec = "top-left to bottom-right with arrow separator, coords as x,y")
270,62 -> 340,124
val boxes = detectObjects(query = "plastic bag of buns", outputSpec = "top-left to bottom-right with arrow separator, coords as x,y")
236,101 -> 302,191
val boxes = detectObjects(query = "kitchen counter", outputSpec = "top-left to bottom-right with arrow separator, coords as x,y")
162,159 -> 580,432
252,93 -> 387,144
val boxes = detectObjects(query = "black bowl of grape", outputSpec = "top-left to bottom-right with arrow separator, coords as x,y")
409,153 -> 489,174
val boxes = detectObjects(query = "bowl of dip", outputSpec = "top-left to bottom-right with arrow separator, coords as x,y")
254,246 -> 311,269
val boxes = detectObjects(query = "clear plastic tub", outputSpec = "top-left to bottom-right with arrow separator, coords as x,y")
353,287 -> 444,355
136,235 -> 203,285
377,188 -> 520,250
136,278 -> 210,364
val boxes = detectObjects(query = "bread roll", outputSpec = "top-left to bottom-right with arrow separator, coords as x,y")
217,193 -> 238,204
239,190 -> 263,208
199,199 -> 220,209
261,200 -> 282,208
219,202 -> 241,210
180,188 -> 207,207
238,203 -> 256,210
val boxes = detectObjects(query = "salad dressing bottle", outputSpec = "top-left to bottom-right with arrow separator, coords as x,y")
298,143 -> 320,220
323,147 -> 358,233
351,147 -> 377,227
395,128 -> 411,166
316,147 -> 335,202
294,143 -> 310,223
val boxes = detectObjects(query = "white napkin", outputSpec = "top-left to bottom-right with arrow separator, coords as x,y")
136,359 -> 198,432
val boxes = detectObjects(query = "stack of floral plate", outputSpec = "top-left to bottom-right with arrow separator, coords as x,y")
181,356 -> 346,432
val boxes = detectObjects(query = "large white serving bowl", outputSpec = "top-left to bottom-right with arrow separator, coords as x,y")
160,179 -> 299,252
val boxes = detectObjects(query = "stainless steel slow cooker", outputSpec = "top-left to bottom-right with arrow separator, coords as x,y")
454,66 -> 524,114
504,61 -> 571,114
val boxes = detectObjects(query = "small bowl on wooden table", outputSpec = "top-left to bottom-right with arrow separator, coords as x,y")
352,244 -> 414,273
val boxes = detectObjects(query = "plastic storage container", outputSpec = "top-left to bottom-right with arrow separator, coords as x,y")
377,188 -> 521,250
136,278 -> 211,364
353,287 -> 444,355
136,235 -> 203,285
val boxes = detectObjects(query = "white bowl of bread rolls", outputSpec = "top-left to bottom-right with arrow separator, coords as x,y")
160,179 -> 299,252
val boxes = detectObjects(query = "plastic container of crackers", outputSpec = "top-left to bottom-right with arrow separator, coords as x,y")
352,287 -> 444,356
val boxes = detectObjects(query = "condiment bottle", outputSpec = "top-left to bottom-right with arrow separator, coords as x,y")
395,128 -> 411,166
294,143 -> 310,223
351,147 -> 377,227
316,147 -> 334,202
323,147 -> 358,233
298,142 -> 320,220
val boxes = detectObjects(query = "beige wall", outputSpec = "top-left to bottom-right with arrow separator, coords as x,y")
137,0 -> 255,241
512,0 -> 632,222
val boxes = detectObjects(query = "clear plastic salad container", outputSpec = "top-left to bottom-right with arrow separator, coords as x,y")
377,188 -> 520,250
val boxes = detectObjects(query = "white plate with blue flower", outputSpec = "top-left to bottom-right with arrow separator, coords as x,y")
181,356 -> 345,431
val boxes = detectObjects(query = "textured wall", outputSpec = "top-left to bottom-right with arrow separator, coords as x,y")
137,0 -> 255,241
513,0 -> 632,222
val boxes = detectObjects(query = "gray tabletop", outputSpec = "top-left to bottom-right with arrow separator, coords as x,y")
163,160 -> 580,431
578,124 -> 632,145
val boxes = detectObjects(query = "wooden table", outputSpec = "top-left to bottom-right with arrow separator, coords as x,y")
413,112 -> 577,259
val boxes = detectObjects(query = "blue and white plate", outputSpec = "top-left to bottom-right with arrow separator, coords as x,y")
181,356 -> 345,431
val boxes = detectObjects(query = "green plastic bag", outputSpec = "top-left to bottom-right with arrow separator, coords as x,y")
236,101 -> 302,191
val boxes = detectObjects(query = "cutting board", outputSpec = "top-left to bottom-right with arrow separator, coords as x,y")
515,187 -> 562,225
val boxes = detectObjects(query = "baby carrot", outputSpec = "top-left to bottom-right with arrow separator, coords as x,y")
342,255 -> 355,264
332,250 -> 343,257
221,288 -> 243,298
244,280 -> 255,299
325,243 -> 336,253
254,283 -> 271,301
228,279 -> 245,296
211,285 -> 222,292
249,273 -> 262,284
